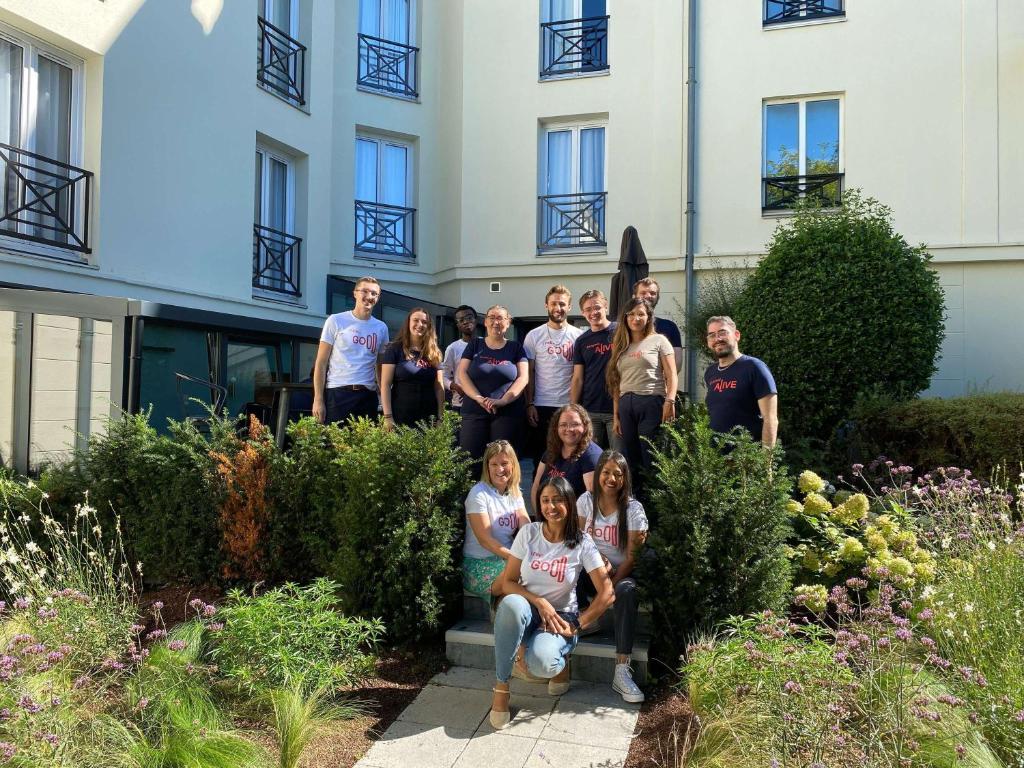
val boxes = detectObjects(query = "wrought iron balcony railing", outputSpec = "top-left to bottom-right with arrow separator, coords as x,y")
764,0 -> 844,25
253,223 -> 302,297
354,200 -> 416,259
357,34 -> 419,98
0,142 -> 92,253
538,192 -> 607,250
258,17 -> 307,105
540,15 -> 609,78
762,172 -> 844,211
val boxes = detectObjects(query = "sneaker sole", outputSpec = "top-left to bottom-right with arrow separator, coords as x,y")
612,682 -> 645,703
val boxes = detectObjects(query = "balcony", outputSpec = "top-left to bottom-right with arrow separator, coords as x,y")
538,192 -> 607,250
764,0 -> 845,25
357,34 -> 419,99
540,16 -> 609,78
354,200 -> 415,260
253,224 -> 302,297
0,142 -> 92,254
258,17 -> 306,106
762,172 -> 844,212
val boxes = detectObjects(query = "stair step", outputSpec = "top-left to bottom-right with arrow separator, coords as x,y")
462,593 -> 653,634
445,618 -> 649,684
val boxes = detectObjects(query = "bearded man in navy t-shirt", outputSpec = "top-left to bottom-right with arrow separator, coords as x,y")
703,316 -> 778,447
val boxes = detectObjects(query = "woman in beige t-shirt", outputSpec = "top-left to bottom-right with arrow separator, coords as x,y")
606,298 -> 678,475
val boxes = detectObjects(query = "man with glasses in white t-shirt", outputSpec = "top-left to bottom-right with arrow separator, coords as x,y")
312,276 -> 390,425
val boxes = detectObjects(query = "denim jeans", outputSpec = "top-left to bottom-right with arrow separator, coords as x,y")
493,594 -> 578,683
589,411 -> 624,453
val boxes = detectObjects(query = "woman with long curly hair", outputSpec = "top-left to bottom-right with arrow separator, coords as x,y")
529,404 -> 602,512
606,298 -> 678,474
379,308 -> 444,428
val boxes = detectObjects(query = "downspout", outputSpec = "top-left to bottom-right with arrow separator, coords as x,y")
684,0 -> 699,400
125,316 -> 144,414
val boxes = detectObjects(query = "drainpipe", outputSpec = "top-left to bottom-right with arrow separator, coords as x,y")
684,0 -> 699,400
125,316 -> 144,413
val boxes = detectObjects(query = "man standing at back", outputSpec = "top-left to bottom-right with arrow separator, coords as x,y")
442,305 -> 477,411
525,285 -> 584,462
704,315 -> 778,447
633,277 -> 683,379
312,276 -> 390,425
570,289 -> 621,451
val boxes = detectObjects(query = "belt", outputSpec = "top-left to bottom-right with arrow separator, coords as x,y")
332,384 -> 373,392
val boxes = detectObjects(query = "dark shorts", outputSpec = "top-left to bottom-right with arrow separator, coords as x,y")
325,387 -> 379,424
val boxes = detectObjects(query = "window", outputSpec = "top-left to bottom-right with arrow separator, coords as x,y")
357,0 -> 419,98
257,0 -> 306,106
762,96 -> 842,211
0,25 -> 91,253
539,123 -> 606,249
253,146 -> 302,297
354,135 -> 415,260
764,0 -> 844,26
540,0 -> 609,78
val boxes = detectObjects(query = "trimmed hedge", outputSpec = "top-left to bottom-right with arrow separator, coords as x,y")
842,392 -> 1024,479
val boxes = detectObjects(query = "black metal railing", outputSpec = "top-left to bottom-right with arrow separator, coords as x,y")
762,172 -> 843,211
538,192 -> 607,249
540,15 -> 609,77
764,0 -> 844,25
357,34 -> 419,98
354,200 -> 415,259
258,17 -> 306,105
0,142 -> 92,253
253,223 -> 302,296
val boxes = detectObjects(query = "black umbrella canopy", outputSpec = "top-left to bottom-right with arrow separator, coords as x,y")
609,226 -> 650,320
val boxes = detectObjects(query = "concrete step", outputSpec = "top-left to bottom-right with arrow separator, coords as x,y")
445,617 -> 649,685
462,592 -> 653,635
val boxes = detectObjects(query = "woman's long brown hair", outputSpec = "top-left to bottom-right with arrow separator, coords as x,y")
591,450 -> 632,552
395,307 -> 442,366
605,298 -> 655,396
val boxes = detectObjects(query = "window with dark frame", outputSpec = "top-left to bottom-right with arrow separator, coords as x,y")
763,0 -> 844,26
540,0 -> 609,79
762,97 -> 843,212
257,0 -> 307,106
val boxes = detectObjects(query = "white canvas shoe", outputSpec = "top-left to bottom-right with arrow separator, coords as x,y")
612,663 -> 645,703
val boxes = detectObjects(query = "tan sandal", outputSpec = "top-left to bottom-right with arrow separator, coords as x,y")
489,687 -> 511,730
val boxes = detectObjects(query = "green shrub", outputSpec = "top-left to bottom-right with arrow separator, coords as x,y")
683,259 -> 749,363
842,392 -> 1024,481
731,191 -> 945,450
640,403 -> 793,657
209,579 -> 383,695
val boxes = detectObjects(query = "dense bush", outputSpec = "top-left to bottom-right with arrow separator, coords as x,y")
640,403 -> 793,658
731,191 -> 945,452
683,259 -> 749,363
841,392 -> 1024,480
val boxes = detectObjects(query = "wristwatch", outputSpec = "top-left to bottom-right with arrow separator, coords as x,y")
568,616 -> 581,634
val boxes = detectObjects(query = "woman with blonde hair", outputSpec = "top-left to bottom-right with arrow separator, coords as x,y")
380,307 -> 445,428
530,404 -> 602,510
462,440 -> 532,601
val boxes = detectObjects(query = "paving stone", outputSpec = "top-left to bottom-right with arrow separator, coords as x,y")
356,720 -> 474,768
525,738 -> 629,768
454,731 -> 535,768
431,666 -> 495,691
558,681 -> 639,708
398,684 -> 491,730
540,699 -> 639,751
475,693 -> 557,739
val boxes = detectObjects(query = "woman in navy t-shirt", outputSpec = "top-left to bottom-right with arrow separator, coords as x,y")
456,305 -> 529,464
530,404 -> 602,512
379,308 -> 445,428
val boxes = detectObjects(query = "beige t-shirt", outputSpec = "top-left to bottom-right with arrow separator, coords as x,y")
616,333 -> 673,396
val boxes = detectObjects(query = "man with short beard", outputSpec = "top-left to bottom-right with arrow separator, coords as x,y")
524,285 -> 584,464
703,316 -> 778,447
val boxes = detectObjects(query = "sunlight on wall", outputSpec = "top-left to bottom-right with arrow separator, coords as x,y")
190,0 -> 224,35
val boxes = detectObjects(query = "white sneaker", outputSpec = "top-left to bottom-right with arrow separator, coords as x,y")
612,663 -> 645,703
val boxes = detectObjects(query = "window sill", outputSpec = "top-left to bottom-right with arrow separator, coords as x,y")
539,68 -> 610,84
257,82 -> 309,114
252,289 -> 307,308
356,84 -> 420,104
761,206 -> 840,219
762,14 -> 846,31
0,237 -> 94,268
354,250 -> 417,265
537,246 -> 608,257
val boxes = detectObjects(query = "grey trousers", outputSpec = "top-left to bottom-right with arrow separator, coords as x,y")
589,411 -> 625,454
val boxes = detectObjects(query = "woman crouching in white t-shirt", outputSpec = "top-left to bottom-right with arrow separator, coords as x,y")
462,440 -> 532,601
576,450 -> 649,703
488,476 -> 613,729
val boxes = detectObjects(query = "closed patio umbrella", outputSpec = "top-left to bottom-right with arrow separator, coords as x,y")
609,225 -> 650,320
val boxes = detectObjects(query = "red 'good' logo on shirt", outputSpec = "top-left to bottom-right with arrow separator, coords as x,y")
544,342 -> 575,362
592,524 -> 618,548
530,554 -> 568,583
496,513 -> 519,529
352,332 -> 379,353
711,378 -> 737,393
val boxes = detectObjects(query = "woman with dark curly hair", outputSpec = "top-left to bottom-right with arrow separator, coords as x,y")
529,404 -> 602,512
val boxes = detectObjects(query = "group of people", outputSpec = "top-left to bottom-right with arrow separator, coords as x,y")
310,272 -> 779,717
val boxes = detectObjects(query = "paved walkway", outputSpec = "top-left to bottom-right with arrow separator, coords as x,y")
355,666 -> 641,768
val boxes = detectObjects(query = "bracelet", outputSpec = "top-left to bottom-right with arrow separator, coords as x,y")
383,414 -> 393,419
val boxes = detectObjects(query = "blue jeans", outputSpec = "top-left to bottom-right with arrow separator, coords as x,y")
494,594 -> 578,683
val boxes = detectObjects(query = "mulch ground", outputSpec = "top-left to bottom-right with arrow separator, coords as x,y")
625,677 -> 696,768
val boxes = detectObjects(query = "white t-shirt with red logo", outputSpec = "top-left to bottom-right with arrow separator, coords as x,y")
509,522 -> 603,613
577,492 -> 648,569
463,482 -> 526,560
320,311 -> 389,389
524,324 -> 584,407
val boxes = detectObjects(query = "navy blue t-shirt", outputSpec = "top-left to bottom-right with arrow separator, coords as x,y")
542,441 -> 603,499
655,317 -> 682,348
380,343 -> 439,383
572,322 -> 616,414
460,337 -> 527,416
704,355 -> 777,441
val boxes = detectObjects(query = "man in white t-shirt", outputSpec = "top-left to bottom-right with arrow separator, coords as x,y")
524,285 -> 584,462
441,305 -> 477,411
312,276 -> 390,424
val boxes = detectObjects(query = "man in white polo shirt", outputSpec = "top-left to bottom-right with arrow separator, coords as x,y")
312,276 -> 390,424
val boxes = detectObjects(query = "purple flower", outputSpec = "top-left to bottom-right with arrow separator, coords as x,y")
917,608 -> 934,621
17,695 -> 41,714
783,680 -> 803,694
39,733 -> 59,747
0,742 -> 14,760
895,628 -> 913,642
146,630 -> 167,641
852,463 -> 864,475
202,604 -> 217,617
13,598 -> 30,610
188,598 -> 204,611
1013,710 -> 1024,723
168,640 -> 187,652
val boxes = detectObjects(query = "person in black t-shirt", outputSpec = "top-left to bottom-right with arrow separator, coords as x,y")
530,404 -> 603,512
379,308 -> 445,429
703,315 -> 778,446
633,277 -> 683,378
570,289 -> 623,451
